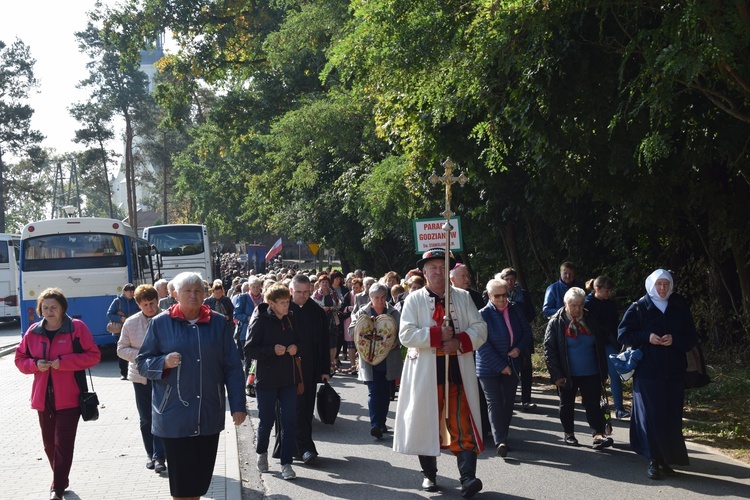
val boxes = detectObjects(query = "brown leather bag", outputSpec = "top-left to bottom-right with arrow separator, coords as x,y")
294,356 -> 304,395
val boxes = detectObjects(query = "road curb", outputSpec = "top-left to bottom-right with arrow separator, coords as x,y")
0,343 -> 18,358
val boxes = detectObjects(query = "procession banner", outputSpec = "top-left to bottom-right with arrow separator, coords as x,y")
413,217 -> 463,253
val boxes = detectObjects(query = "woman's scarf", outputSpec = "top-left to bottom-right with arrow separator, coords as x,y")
249,292 -> 263,308
313,288 -> 340,306
645,268 -> 673,313
563,310 -> 590,339
495,303 -> 515,345
169,303 -> 212,323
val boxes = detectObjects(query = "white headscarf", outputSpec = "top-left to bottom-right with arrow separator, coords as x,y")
645,269 -> 673,313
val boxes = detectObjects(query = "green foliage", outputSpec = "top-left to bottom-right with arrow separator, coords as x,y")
98,0 -> 750,341
2,153 -> 50,232
0,38 -> 45,232
75,3 -> 154,228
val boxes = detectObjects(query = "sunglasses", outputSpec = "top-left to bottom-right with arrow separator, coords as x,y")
491,293 -> 508,299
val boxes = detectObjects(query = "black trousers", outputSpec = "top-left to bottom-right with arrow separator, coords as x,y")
558,374 -> 605,435
519,351 -> 533,403
296,380 -> 319,455
273,381 -> 319,458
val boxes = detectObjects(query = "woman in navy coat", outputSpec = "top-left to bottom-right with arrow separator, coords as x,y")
476,279 -> 531,457
618,269 -> 697,479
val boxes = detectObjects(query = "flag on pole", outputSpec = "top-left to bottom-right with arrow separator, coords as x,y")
265,237 -> 283,261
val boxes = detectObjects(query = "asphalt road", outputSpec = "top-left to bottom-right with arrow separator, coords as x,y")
237,360 -> 750,500
4,320 -> 749,500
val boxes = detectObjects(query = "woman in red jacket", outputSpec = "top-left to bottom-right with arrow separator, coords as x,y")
15,288 -> 101,500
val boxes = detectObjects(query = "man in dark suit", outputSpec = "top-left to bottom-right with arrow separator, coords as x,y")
277,274 -> 330,463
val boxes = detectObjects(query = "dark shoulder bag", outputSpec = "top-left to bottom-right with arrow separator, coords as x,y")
72,337 -> 100,421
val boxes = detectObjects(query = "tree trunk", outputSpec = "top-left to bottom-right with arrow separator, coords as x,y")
124,113 -> 137,231
524,212 -> 553,281
163,132 -> 168,224
503,222 -> 525,286
732,241 -> 750,317
98,137 -> 114,218
0,147 -> 5,233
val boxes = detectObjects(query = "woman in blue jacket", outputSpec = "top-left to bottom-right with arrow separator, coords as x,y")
136,272 -> 247,499
618,269 -> 697,480
477,279 -> 531,457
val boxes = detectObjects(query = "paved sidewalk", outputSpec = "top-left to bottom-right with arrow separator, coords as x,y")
1,340 -> 241,500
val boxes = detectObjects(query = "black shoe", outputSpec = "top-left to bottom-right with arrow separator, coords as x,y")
496,443 -> 508,457
370,426 -> 383,439
592,436 -> 613,450
379,425 -> 389,433
120,375 -> 128,380
520,402 -> 537,413
461,477 -> 483,498
564,434 -> 579,446
647,460 -> 661,479
154,459 -> 167,473
421,476 -> 438,492
302,451 -> 318,464
145,458 -> 155,470
658,461 -> 676,476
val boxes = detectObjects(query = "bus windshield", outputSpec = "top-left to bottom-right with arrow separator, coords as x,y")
22,233 -> 127,271
148,227 -> 205,256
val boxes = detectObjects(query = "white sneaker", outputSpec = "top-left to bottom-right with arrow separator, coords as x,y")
281,464 -> 296,480
257,452 -> 268,473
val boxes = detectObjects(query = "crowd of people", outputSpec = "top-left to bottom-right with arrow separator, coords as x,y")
14,251 -> 698,499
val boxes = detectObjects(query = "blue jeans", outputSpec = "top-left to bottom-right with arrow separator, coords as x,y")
479,373 -> 519,444
605,344 -> 624,410
256,385 -> 297,465
365,364 -> 390,429
133,381 -> 165,460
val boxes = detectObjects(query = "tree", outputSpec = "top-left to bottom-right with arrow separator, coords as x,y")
110,0 -> 750,344
0,38 -> 44,232
2,151 -> 50,232
69,100 -> 118,217
75,6 -> 151,230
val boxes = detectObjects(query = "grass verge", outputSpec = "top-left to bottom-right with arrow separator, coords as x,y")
531,352 -> 750,465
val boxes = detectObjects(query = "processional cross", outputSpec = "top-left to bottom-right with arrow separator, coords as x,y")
428,157 -> 468,416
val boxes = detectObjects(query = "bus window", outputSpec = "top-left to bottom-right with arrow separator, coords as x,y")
22,233 -> 127,271
0,241 -> 8,264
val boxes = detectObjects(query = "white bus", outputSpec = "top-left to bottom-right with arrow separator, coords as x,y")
0,233 -> 21,322
142,224 -> 214,281
20,218 -> 157,345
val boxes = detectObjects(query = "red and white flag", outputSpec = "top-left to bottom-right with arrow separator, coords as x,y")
265,237 -> 283,261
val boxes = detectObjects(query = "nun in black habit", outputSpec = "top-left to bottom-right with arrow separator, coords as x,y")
618,269 -> 698,480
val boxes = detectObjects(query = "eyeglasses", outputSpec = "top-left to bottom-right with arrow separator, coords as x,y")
491,293 -> 508,299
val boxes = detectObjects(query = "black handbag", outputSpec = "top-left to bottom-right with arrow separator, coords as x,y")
684,343 -> 711,389
316,381 -> 340,425
72,337 -> 100,421
79,382 -> 100,422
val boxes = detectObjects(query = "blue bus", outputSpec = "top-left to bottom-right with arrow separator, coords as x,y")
20,218 -> 157,345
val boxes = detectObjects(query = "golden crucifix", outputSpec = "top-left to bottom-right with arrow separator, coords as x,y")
429,157 -> 468,323
429,157 -> 468,417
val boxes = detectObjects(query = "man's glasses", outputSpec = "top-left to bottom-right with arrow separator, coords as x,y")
491,293 -> 508,299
